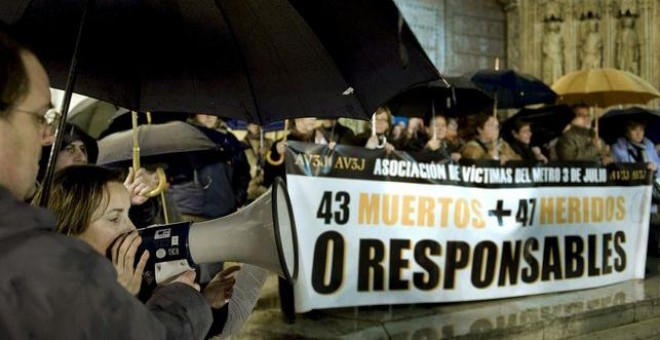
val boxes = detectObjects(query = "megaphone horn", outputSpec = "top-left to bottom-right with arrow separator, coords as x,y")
134,177 -> 299,285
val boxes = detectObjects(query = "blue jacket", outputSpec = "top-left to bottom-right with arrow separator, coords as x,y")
611,137 -> 660,177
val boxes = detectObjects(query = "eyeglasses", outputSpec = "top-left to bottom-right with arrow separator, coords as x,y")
14,107 -> 62,134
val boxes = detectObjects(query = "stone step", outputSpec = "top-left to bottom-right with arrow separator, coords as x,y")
567,315 -> 660,340
235,258 -> 660,339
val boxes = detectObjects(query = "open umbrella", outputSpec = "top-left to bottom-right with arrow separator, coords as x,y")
468,69 -> 557,109
3,0 -> 439,123
551,68 -> 660,108
502,104 -> 574,147
385,77 -> 493,118
4,0 -> 441,203
598,106 -> 660,145
97,121 -> 226,168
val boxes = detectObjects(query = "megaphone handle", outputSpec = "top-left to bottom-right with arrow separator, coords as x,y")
155,260 -> 195,284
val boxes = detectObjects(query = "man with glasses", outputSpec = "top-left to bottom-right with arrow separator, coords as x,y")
0,31 -> 213,338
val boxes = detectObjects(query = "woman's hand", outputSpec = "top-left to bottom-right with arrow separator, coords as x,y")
532,147 -> 549,164
203,265 -> 241,308
110,231 -> 149,296
276,141 -> 288,156
124,167 -> 156,206
365,135 -> 380,149
426,139 -> 440,151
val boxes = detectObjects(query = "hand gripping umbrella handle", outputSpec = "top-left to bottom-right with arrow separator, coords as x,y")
266,120 -> 288,166
131,111 -> 167,198
145,167 -> 168,198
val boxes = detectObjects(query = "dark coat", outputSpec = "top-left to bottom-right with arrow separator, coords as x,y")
555,125 -> 604,162
0,186 -> 212,339
168,130 -> 250,219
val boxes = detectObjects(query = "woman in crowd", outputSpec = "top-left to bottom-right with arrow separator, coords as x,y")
461,112 -> 517,163
37,165 -> 239,337
408,115 -> 461,162
353,106 -> 402,152
505,120 -> 549,163
445,117 -> 465,153
263,117 -> 321,187
611,120 -> 659,172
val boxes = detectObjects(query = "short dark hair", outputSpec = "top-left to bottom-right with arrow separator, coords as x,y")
0,31 -> 29,119
510,119 -> 532,133
624,119 -> 646,131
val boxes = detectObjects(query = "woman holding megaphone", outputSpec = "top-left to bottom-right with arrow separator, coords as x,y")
36,165 -> 239,338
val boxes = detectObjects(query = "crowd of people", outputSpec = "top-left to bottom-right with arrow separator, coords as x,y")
1,26 -> 659,338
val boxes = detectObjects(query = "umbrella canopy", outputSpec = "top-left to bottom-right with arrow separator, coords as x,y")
551,68 -> 660,108
225,120 -> 285,132
468,69 -> 557,109
385,77 -> 493,118
3,0 -> 440,124
96,121 -> 225,167
502,104 -> 574,147
598,106 -> 660,145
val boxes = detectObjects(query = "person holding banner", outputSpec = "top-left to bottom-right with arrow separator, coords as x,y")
555,104 -> 612,164
610,120 -> 660,256
353,106 -> 401,152
407,115 -> 461,163
461,112 -> 517,164
263,117 -> 319,323
506,119 -> 549,163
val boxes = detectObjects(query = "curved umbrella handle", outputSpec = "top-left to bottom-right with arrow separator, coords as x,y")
265,119 -> 288,166
145,167 -> 168,198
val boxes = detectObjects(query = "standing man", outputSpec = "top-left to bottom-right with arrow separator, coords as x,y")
0,31 -> 212,338
555,104 -> 612,164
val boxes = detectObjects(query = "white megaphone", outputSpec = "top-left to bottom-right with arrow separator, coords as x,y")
133,177 -> 299,285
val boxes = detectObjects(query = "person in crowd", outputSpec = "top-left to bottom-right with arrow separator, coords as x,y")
0,29 -> 212,339
316,118 -> 355,146
263,117 -> 319,187
168,113 -> 250,285
171,113 -> 250,224
34,122 -> 169,227
353,106 -> 402,152
555,104 -> 612,164
445,116 -> 465,153
241,122 -> 272,202
506,119 -> 549,163
460,112 -> 517,163
39,165 -> 240,338
610,120 -> 660,257
404,117 -> 426,146
610,120 -> 659,172
407,115 -> 461,162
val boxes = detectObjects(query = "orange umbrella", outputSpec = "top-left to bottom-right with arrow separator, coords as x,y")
551,68 -> 660,108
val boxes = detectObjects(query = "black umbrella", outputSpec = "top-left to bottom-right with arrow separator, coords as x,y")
386,77 -> 494,118
96,121 -> 228,168
3,0 -> 440,204
598,106 -> 660,145
3,0 -> 439,123
502,104 -> 574,147
468,69 -> 557,109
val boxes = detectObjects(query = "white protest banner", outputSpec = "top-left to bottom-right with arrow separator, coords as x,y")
283,142 -> 653,312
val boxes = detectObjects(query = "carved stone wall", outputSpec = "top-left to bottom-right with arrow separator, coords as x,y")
395,0 -> 506,76
503,0 -> 658,93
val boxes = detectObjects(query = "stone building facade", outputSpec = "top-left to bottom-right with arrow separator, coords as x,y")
395,0 -> 659,92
